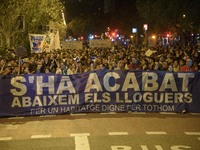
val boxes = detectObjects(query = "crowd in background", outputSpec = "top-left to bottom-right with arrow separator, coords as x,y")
0,44 -> 200,76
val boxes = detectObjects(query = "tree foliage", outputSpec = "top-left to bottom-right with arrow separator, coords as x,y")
61,0 -> 106,38
0,0 -> 64,49
62,0 -> 138,38
136,0 -> 200,34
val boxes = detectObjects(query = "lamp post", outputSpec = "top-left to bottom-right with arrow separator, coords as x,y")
182,14 -> 186,45
143,24 -> 148,47
131,27 -> 137,46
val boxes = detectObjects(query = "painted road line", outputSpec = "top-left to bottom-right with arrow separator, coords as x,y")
8,117 -> 24,119
70,113 -> 86,116
111,146 -> 132,149
190,113 -> 200,115
160,112 -> 177,115
6,124 -> 19,129
31,134 -> 51,138
40,115 -> 56,117
141,145 -> 163,150
70,133 -> 90,150
0,137 -> 12,141
109,132 -> 128,135
100,112 -> 117,115
131,112 -> 146,114
146,131 -> 167,135
185,132 -> 200,135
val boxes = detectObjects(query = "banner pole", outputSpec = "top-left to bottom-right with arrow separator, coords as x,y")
18,56 -> 21,75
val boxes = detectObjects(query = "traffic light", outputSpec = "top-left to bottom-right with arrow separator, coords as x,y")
166,34 -> 170,38
143,24 -> 148,30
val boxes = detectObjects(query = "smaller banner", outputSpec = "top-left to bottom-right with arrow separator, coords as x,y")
89,39 -> 112,48
42,34 -> 52,53
53,30 -> 61,50
61,41 -> 83,50
29,34 -> 46,53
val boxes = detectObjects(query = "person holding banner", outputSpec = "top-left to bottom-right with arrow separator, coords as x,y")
115,60 -> 125,70
180,58 -> 195,72
172,60 -> 180,72
128,57 -> 142,70
180,58 -> 195,113
0,58 -> 6,75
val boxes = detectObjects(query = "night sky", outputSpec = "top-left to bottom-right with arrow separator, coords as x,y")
62,0 -> 138,34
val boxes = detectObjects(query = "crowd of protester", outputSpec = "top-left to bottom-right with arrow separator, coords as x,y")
0,43 -> 200,76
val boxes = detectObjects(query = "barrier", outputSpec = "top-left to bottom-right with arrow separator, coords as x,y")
0,70 -> 200,116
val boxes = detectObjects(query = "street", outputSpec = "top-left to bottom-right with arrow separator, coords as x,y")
0,112 -> 200,150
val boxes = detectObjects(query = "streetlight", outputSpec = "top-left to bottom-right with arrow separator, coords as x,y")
148,35 -> 156,47
143,24 -> 148,47
151,35 -> 156,39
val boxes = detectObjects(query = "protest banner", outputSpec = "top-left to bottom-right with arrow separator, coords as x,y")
29,34 -> 46,53
0,70 -> 200,116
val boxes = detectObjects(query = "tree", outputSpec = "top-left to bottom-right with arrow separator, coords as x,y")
62,0 -> 138,38
0,0 -> 64,49
136,0 -> 200,34
61,0 -> 105,38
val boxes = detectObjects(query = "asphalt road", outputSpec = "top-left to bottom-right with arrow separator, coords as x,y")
0,112 -> 200,150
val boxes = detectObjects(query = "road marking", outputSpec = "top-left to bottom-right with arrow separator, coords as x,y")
146,131 -> 167,135
8,117 -> 24,119
100,112 -> 117,115
40,115 -> 56,117
109,132 -> 128,135
70,113 -> 86,116
111,146 -> 132,149
191,113 -> 200,115
185,132 -> 200,135
6,124 -> 19,129
131,112 -> 146,114
70,133 -> 90,150
160,112 -> 177,115
0,137 -> 12,141
31,134 -> 51,138
141,145 -> 163,150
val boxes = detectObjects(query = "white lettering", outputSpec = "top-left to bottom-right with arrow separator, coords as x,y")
160,73 -> 178,92
122,72 -> 140,91
56,76 -> 76,94
178,73 -> 195,91
32,96 -> 43,106
10,76 -> 27,96
104,72 -> 120,92
22,97 -> 32,107
11,97 -> 22,107
142,72 -> 158,91
85,73 -> 102,92
36,76 -> 55,95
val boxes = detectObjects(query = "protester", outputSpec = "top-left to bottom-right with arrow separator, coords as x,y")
128,57 -> 142,70
172,60 -> 180,72
115,60 -> 125,70
0,42 -> 200,115
180,57 -> 196,113
180,58 -> 195,72
0,44 -> 199,76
